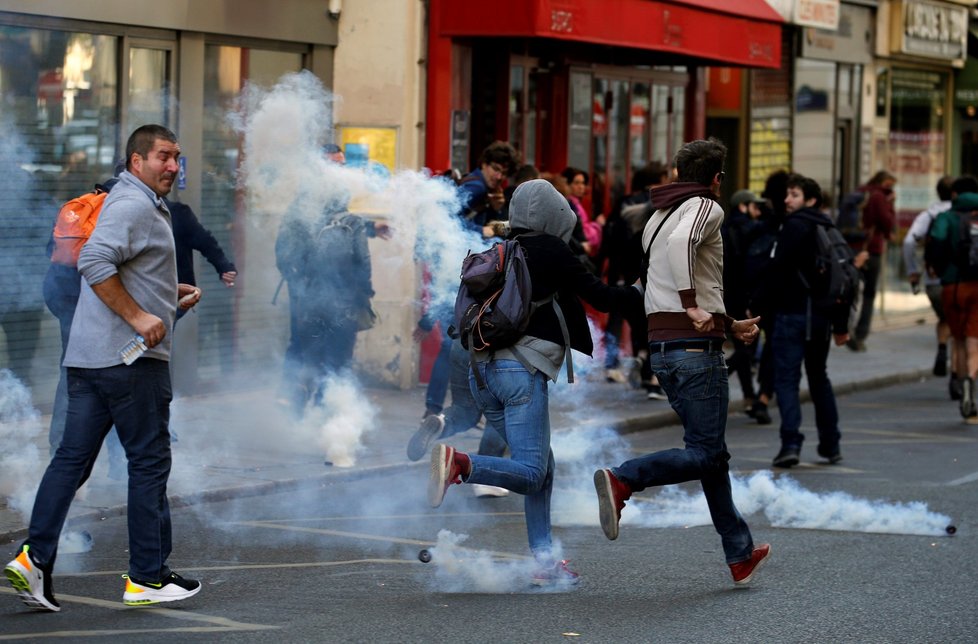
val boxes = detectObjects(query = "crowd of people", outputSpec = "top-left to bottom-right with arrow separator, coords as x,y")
9,121 -> 971,610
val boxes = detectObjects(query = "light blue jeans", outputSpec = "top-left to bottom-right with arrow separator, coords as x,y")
467,359 -> 555,561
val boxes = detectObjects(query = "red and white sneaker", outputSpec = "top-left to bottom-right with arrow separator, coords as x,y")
531,560 -> 580,587
428,444 -> 464,508
593,469 -> 632,541
729,544 -> 772,585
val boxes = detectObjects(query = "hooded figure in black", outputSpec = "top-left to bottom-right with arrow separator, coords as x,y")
426,179 -> 643,587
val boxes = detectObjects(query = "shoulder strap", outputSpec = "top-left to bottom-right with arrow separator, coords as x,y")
643,202 -> 684,263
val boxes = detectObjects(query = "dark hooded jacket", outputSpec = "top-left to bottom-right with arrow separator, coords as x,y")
755,207 -> 850,333
496,179 -> 643,376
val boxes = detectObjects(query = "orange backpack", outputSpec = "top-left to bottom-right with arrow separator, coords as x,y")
50,188 -> 108,267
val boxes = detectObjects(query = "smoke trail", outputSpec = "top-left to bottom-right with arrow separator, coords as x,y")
549,430 -> 953,537
307,374 -> 375,468
0,369 -> 44,519
424,529 -> 574,593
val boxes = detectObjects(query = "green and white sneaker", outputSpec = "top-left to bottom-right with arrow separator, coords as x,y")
123,571 -> 201,606
5,545 -> 60,612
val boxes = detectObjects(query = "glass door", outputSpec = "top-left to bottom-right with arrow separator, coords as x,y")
125,42 -> 173,135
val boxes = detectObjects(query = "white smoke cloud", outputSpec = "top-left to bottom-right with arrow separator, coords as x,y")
549,428 -> 953,538
0,369 -> 44,520
424,529 -> 573,594
308,374 -> 374,468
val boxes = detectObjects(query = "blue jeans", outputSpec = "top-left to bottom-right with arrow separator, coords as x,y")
613,346 -> 754,564
467,359 -> 555,560
772,312 -> 841,454
425,331 -> 453,414
442,339 -> 507,456
25,359 -> 175,581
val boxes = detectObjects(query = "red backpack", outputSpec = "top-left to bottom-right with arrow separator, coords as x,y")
50,188 -> 108,267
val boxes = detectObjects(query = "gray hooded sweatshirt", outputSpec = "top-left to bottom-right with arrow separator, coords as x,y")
480,179 -> 577,380
64,171 -> 177,368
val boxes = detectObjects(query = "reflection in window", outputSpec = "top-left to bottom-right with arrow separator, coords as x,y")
0,25 -> 118,392
128,47 -> 169,129
200,44 -> 303,379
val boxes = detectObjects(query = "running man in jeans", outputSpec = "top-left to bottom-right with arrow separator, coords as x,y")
5,125 -> 202,611
593,138 -> 771,586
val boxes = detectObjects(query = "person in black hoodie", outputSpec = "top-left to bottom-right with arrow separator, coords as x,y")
427,179 -> 644,587
758,174 -> 850,468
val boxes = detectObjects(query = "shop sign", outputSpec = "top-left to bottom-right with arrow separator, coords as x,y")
794,0 -> 840,31
894,0 -> 968,61
800,4 -> 873,65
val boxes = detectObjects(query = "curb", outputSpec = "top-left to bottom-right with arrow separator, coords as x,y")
0,367 -> 932,543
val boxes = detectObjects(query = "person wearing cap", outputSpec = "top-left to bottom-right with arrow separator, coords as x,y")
722,189 -> 772,424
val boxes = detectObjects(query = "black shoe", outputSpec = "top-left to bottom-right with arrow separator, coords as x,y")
950,375 -> 963,401
933,346 -> 948,377
751,402 -> 772,425
845,338 -> 866,352
772,446 -> 800,468
817,445 -> 843,464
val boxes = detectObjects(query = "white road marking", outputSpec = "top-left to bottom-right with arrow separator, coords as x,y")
947,471 -> 978,486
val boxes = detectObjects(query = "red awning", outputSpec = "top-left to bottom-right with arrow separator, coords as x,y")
437,0 -> 783,68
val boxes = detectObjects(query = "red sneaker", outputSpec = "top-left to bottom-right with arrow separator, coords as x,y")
593,469 -> 632,541
530,560 -> 580,587
729,544 -> 771,585
428,444 -> 464,508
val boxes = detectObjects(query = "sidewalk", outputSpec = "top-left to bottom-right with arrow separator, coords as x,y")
0,311 -> 943,542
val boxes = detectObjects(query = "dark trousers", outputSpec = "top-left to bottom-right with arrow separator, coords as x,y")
25,359 -> 174,581
854,254 -> 881,341
283,304 -> 359,415
772,312 -> 841,454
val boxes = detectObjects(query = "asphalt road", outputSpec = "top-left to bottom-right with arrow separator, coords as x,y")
2,376 -> 976,643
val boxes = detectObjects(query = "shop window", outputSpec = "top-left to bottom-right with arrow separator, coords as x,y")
0,25 -> 118,391
508,61 -> 538,168
128,46 -> 171,131
200,45 -> 303,381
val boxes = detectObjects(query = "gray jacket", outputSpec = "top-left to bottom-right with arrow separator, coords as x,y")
64,171 -> 177,368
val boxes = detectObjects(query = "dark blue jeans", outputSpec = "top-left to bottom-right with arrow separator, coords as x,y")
25,359 -> 174,581
613,345 -> 754,564
772,312 -> 841,454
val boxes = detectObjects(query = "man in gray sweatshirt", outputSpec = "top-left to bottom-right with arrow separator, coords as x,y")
5,125 -> 203,612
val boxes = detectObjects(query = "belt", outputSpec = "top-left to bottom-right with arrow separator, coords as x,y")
652,338 -> 725,353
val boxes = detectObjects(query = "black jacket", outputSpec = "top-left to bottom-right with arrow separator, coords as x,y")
167,200 -> 236,286
511,227 -> 644,356
756,208 -> 849,333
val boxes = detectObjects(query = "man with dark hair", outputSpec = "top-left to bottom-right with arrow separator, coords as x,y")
6,124 -> 202,611
904,176 -> 954,378
924,175 -> 978,421
593,138 -> 771,586
458,140 -> 519,237
849,170 -> 897,351
759,174 -> 851,467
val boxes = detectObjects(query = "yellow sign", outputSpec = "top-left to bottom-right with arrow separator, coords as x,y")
338,126 -> 398,172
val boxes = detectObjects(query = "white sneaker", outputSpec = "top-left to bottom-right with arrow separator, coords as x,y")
123,571 -> 201,606
471,484 -> 509,498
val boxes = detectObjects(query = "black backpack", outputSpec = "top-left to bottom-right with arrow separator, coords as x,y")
836,189 -> 869,247
802,220 -> 860,312
454,235 -> 572,387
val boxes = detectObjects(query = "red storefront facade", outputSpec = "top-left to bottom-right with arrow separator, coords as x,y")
425,0 -> 784,214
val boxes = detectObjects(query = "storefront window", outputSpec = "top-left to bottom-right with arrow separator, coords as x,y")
128,46 -> 170,130
200,45 -> 303,380
0,25 -> 118,391
630,82 -> 650,169
793,58 -> 836,199
508,64 -> 524,157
